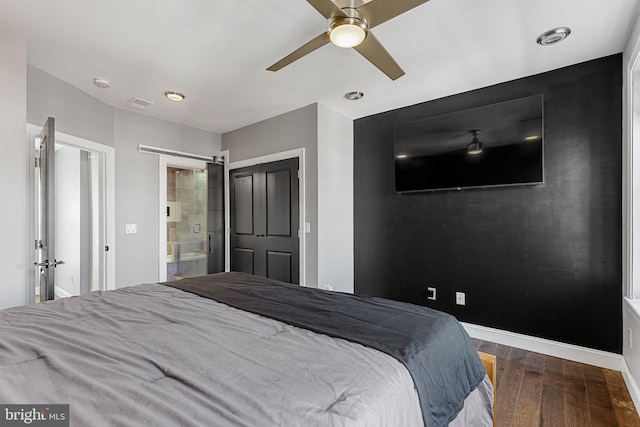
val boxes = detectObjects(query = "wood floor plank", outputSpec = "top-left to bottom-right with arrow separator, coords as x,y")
472,341 -> 640,427
563,360 -> 592,427
540,354 -> 565,427
603,369 -> 640,426
582,364 -> 616,427
497,347 -> 527,426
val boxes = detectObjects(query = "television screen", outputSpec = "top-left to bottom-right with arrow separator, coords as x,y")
394,94 -> 544,193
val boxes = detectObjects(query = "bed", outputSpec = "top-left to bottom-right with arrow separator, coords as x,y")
0,272 -> 494,426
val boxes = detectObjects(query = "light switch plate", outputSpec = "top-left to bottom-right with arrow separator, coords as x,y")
125,224 -> 137,234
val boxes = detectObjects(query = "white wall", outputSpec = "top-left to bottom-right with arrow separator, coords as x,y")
317,104 -> 354,293
0,31 -> 27,309
55,146 -> 81,297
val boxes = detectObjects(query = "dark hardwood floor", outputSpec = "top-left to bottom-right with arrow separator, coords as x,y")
472,339 -> 640,427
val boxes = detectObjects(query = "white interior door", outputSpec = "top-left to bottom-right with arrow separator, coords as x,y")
29,124 -> 115,303
35,117 -> 63,302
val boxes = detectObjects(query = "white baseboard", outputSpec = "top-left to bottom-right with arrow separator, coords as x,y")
622,360 -> 640,415
462,322 -> 623,371
54,287 -> 73,299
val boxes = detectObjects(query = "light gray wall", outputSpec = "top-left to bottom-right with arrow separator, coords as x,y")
27,66 -> 114,147
222,104 -> 319,287
317,104 -> 354,293
0,31 -> 27,309
114,109 -> 221,287
25,64 -> 222,298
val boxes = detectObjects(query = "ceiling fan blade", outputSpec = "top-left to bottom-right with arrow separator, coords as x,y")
267,33 -> 331,72
358,0 -> 430,29
353,32 -> 404,80
307,0 -> 347,19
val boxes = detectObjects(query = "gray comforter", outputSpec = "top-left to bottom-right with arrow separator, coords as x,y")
0,283 -> 426,426
164,273 -> 487,427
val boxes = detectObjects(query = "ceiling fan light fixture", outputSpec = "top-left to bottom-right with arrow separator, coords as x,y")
328,17 -> 368,48
467,130 -> 483,155
467,140 -> 483,155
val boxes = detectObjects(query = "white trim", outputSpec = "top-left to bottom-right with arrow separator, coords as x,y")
462,322 -> 623,371
157,155 -> 208,282
26,124 -> 116,299
219,150 -> 230,272
624,11 -> 640,299
623,360 -> 640,416
54,286 -> 72,299
228,148 -> 306,286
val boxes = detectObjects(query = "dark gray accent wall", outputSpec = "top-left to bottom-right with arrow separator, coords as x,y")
354,54 -> 622,354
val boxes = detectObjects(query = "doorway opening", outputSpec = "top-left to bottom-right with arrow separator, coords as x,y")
166,166 -> 208,281
27,124 -> 115,304
158,152 -> 228,282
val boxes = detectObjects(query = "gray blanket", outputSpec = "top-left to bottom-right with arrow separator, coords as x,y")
0,283 -> 427,426
163,272 -> 487,427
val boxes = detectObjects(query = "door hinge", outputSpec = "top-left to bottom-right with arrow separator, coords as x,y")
35,240 -> 43,250
104,245 -> 109,252
35,157 -> 40,168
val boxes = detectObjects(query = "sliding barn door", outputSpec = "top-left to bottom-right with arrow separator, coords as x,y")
230,158 -> 299,284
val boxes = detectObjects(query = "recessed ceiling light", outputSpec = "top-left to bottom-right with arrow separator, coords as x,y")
93,77 -> 111,89
536,27 -> 571,46
345,91 -> 364,101
164,91 -> 185,102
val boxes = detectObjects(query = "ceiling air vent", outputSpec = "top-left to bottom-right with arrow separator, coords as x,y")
126,97 -> 153,110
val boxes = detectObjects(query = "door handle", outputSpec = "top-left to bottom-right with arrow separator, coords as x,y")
34,259 -> 65,268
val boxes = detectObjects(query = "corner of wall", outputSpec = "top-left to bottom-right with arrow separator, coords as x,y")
0,30 -> 28,309
316,104 -> 354,293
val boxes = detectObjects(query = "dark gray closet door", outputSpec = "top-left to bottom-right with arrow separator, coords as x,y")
230,158 -> 299,284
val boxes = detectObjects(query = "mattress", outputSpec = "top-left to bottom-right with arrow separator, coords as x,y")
0,275 -> 492,426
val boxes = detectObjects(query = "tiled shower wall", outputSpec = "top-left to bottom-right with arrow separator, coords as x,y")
167,167 -> 207,279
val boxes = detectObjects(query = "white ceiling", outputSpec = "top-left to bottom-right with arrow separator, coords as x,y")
0,0 -> 638,134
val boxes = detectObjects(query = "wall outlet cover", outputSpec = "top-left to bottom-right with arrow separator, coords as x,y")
125,224 -> 137,234
456,292 -> 466,305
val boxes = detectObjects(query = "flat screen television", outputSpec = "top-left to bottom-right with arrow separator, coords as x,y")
394,94 -> 544,193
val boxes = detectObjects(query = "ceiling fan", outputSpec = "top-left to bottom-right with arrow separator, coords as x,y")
267,0 -> 430,80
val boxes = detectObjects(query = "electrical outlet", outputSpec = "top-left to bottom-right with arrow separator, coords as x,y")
125,224 -> 137,234
427,287 -> 436,300
456,292 -> 466,305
